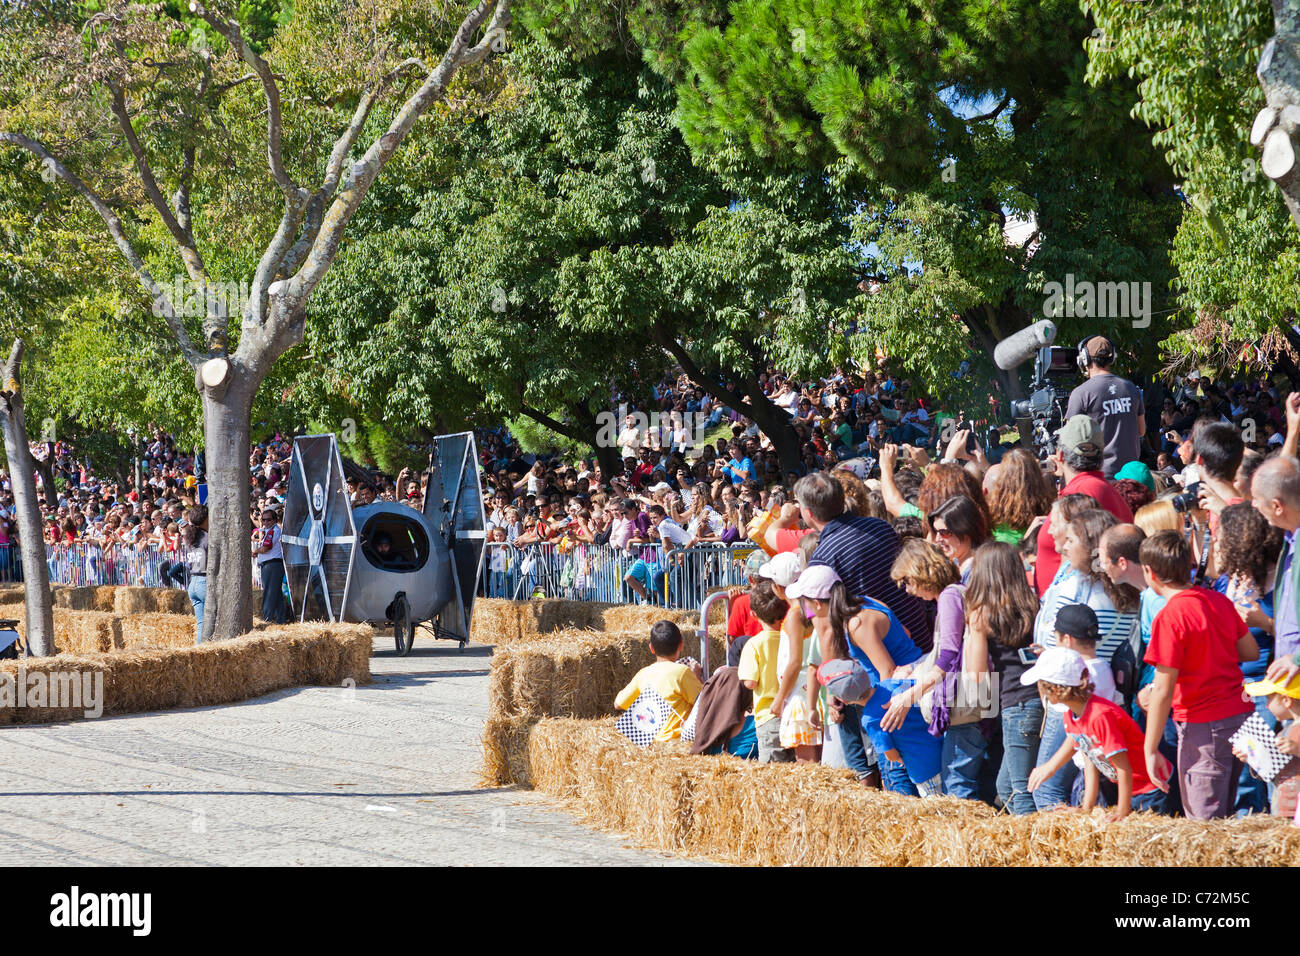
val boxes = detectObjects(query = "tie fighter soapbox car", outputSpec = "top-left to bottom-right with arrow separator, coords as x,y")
280,432 -> 487,654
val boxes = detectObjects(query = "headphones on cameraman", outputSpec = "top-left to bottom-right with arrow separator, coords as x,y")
1076,335 -> 1115,374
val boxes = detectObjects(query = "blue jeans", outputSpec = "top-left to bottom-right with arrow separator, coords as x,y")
836,703 -> 877,781
1032,708 -> 1077,810
879,751 -> 920,796
259,559 -> 287,624
942,722 -> 989,800
997,699 -> 1044,815
188,574 -> 207,644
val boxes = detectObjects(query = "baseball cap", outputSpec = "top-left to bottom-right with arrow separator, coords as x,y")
1020,646 -> 1088,687
1114,460 -> 1155,492
1056,414 -> 1103,457
758,551 -> 805,588
1244,672 -> 1300,700
786,564 -> 840,601
816,657 -> 874,704
1053,604 -> 1100,644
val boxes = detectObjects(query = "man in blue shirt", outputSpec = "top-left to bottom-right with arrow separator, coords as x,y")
1252,456 -> 1300,683
722,441 -> 753,485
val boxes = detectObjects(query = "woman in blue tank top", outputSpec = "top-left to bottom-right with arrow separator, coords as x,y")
789,564 -> 922,794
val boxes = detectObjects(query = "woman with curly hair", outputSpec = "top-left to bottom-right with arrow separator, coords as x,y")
915,462 -> 990,527
986,448 -> 1055,546
1214,503 -> 1284,815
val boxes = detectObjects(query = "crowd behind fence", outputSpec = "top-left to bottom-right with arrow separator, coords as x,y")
0,544 -> 265,591
3,540 -> 757,610
480,540 -> 759,609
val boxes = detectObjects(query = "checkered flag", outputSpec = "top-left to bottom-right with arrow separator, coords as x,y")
616,688 -> 673,747
1231,712 -> 1291,781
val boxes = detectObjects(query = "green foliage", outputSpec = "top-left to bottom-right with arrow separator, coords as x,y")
504,414 -> 594,461
1083,0 -> 1299,366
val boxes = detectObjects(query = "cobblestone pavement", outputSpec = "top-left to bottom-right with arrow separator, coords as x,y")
0,639 -> 697,866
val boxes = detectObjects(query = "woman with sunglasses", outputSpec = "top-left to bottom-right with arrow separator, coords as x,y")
927,495 -> 988,584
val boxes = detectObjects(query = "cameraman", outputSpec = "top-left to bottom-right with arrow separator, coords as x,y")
1066,335 -> 1145,477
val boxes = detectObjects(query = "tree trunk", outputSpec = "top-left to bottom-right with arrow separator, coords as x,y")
200,377 -> 255,641
742,391 -> 804,475
0,341 -> 54,656
32,441 -> 56,511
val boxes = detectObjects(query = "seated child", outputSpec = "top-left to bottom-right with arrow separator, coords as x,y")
821,658 -> 943,796
1025,647 -> 1169,820
738,580 -> 792,763
614,620 -> 703,742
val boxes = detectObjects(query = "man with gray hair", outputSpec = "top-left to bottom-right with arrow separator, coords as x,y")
1252,454 -> 1300,683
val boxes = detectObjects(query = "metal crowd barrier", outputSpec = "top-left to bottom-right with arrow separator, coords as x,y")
481,540 -> 761,610
38,542 -> 182,588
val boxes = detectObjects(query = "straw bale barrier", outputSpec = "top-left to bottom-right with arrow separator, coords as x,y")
0,585 -> 194,616
487,627 -> 727,721
471,598 -> 701,646
482,717 -> 1300,866
0,622 -> 374,724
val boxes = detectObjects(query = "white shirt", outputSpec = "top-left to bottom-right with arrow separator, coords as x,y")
255,523 -> 283,564
657,518 -> 693,548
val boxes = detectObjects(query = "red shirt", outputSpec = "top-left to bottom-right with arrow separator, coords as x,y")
726,593 -> 764,642
1034,471 -> 1134,596
1063,695 -> 1159,795
1144,587 -> 1251,724
774,527 -> 812,554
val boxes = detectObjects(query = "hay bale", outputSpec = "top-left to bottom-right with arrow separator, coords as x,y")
0,584 -> 24,604
470,598 -> 524,645
53,586 -> 95,611
119,612 -> 198,651
91,586 -> 118,612
597,604 -> 697,634
498,717 -> 1300,866
480,715 -> 539,787
0,655 -> 110,724
52,610 -> 117,655
114,586 -> 191,616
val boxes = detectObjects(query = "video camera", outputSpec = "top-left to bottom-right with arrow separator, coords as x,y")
994,320 -> 1079,458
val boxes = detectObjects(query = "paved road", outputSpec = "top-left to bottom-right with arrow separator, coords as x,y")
0,638 -> 694,866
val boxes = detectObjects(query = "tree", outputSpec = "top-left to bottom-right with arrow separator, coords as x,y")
0,341 -> 54,657
551,0 -> 1183,402
309,41 -> 863,474
1084,0 -> 1300,376
1,0 -> 512,639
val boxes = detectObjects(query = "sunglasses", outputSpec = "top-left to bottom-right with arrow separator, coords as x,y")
933,527 -> 955,539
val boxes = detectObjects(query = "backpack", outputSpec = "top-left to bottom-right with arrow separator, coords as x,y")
1109,625 -> 1143,712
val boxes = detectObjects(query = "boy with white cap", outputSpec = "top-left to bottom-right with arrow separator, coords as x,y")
1025,647 -> 1170,819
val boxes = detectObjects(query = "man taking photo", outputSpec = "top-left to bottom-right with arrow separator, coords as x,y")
1066,335 -> 1146,477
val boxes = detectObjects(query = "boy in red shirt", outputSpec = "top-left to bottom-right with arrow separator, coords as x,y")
1024,646 -> 1168,819
1139,530 -> 1259,819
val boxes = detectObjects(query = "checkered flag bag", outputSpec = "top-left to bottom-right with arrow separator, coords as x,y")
616,688 -> 673,747
1230,711 -> 1291,781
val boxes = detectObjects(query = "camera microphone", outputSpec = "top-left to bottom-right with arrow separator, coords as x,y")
993,319 -> 1058,371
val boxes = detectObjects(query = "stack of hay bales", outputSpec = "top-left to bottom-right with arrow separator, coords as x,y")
486,627 -> 726,721
0,622 -> 374,724
484,717 -> 1300,866
470,597 -> 700,646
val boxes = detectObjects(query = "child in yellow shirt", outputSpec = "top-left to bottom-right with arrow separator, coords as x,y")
615,621 -> 703,742
739,580 -> 792,762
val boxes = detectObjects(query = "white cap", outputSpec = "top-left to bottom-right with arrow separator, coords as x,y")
786,564 -> 841,601
758,551 -> 805,588
1019,646 -> 1087,687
